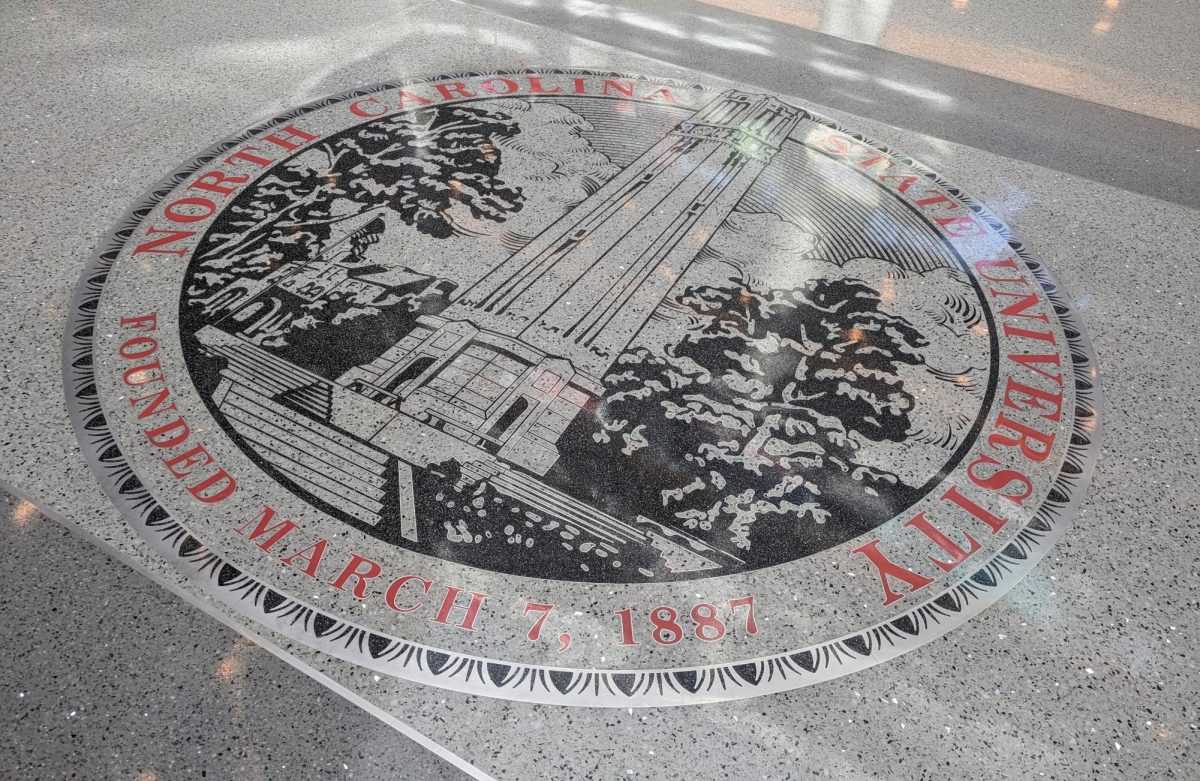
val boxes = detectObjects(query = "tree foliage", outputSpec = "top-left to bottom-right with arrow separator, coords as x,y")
556,277 -> 930,559
191,104 -> 526,290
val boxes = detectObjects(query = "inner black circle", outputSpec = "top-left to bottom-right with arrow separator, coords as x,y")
178,90 -> 998,583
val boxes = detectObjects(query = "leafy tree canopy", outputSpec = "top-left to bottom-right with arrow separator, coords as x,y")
556,276 -> 930,556
193,104 -> 526,286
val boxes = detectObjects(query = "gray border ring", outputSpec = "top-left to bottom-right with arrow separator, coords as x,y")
64,70 -> 1102,707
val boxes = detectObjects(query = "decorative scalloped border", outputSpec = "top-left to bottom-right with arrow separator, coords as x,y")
64,70 -> 1102,707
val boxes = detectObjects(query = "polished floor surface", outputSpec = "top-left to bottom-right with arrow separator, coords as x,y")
698,0 -> 1200,127
1,0 -> 1197,778
0,492 -> 468,779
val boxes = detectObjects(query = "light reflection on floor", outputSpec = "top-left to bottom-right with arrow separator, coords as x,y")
695,0 -> 1200,127
0,0 -> 1196,777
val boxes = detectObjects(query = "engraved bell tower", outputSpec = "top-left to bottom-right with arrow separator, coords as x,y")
200,90 -> 801,564
335,91 -> 803,476
452,90 -> 804,377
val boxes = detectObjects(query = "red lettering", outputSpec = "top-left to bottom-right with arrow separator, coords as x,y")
939,485 -> 1008,535
349,97 -> 387,117
118,335 -> 158,360
144,416 -> 189,448
966,453 -> 1034,505
1003,323 -> 1059,345
602,79 -> 635,98
1009,352 -> 1063,384
1003,376 -> 1063,422
643,86 -> 677,103
430,586 -> 487,631
190,170 -> 250,197
879,173 -> 919,192
913,190 -> 958,210
233,505 -> 297,553
821,134 -> 854,155
991,289 -> 1048,322
186,468 -> 236,504
936,215 -> 986,237
329,554 -> 383,599
434,82 -> 474,100
851,539 -> 934,607
903,511 -> 981,573
164,197 -> 217,224
395,90 -> 431,108
974,258 -> 1024,284
384,575 -> 432,614
122,361 -> 164,388
223,146 -> 275,168
281,538 -> 329,578
119,313 -> 158,332
481,77 -> 518,95
162,443 -> 213,479
856,153 -> 893,172
988,413 -> 1056,463
132,227 -> 195,257
128,386 -> 175,419
527,76 -> 562,94
261,124 -> 319,151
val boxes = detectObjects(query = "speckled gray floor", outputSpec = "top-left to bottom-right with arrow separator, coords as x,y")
0,0 -> 1197,778
0,492 -> 467,781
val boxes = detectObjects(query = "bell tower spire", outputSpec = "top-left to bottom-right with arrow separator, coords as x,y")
449,90 -> 804,377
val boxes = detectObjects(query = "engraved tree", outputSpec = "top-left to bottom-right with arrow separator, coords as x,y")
188,104 -> 526,293
558,276 -> 929,557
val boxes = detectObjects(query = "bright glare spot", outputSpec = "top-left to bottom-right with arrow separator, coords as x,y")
617,10 -> 684,38
216,655 -> 241,679
564,0 -> 603,16
695,32 -> 771,56
809,60 -> 863,80
876,77 -> 954,106
10,499 -> 36,527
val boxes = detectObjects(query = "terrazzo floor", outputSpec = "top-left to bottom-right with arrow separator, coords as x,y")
0,0 -> 1197,778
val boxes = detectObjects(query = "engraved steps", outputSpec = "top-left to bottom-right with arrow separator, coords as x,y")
219,385 -> 390,527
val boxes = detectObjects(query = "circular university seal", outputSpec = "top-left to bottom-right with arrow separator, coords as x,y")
67,71 -> 1100,706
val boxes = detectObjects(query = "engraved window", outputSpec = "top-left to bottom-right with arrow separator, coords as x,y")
486,396 -> 530,439
386,355 -> 435,393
